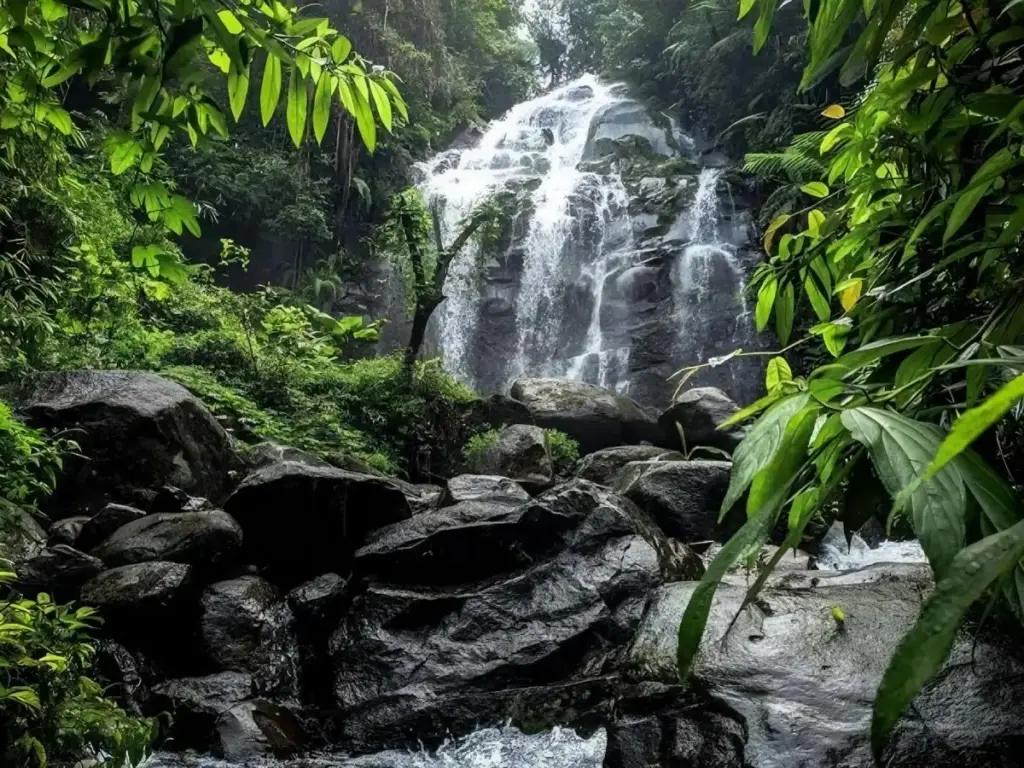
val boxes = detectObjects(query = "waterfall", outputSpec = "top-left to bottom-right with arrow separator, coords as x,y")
417,75 -> 758,405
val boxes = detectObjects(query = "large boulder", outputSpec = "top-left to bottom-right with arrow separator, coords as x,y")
509,378 -> 662,454
16,370 -> 240,512
17,545 -> 104,597
626,564 -> 1024,767
658,387 -> 744,453
332,480 -> 701,751
90,510 -> 243,568
443,475 -> 531,505
614,460 -> 735,543
471,425 -> 554,492
80,561 -> 191,615
48,515 -> 89,547
76,503 -> 147,552
199,576 -> 300,698
224,457 -> 411,583
575,445 -> 683,486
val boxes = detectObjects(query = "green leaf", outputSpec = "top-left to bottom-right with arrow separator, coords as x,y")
747,403 -> 818,517
765,357 -> 793,394
944,148 -> 1019,242
720,394 -> 810,516
260,53 -> 282,127
842,408 -> 966,578
286,65 -> 307,148
923,375 -> 1024,482
755,274 -> 777,331
738,0 -> 757,19
753,0 -> 777,53
872,519 -> 1024,761
227,62 -> 250,122
762,214 -> 790,254
807,209 -> 826,237
775,281 -> 795,344
718,391 -> 781,431
830,335 -> 940,374
313,73 -> 334,144
369,79 -> 393,133
43,107 -> 72,135
820,122 -> 852,153
351,83 -> 377,153
804,271 -> 831,321
800,181 -> 830,198
331,35 -> 352,62
677,476 -> 799,681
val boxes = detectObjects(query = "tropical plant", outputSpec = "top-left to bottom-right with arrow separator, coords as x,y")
675,0 -> 1024,761
545,429 -> 581,476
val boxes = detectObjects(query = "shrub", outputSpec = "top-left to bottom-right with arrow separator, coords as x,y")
545,429 -> 580,476
0,402 -> 64,505
462,428 -> 501,468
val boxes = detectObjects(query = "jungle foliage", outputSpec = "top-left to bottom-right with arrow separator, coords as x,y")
674,0 -> 1024,760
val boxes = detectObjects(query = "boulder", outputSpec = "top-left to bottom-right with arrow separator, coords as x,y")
575,445 -> 683,486
471,425 -> 554,492
626,564 -> 1024,767
80,561 -> 191,614
151,673 -> 305,759
401,484 -> 444,515
0,501 -> 47,567
443,475 -> 531,505
48,515 -> 89,546
90,511 -> 243,567
199,576 -> 300,698
148,485 -> 214,514
333,480 -> 700,751
76,503 -> 147,552
509,378 -> 662,455
17,545 -> 104,596
658,387 -> 744,453
17,370 -> 240,512
614,460 -> 735,543
224,457 -> 411,582
287,573 -> 349,629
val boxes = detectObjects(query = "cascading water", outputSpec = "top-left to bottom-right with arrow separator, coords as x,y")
417,74 -> 759,405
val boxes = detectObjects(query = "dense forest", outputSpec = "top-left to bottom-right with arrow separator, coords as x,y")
1,0 -> 1023,765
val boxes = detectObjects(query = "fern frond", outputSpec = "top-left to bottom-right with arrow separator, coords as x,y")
743,151 -> 826,178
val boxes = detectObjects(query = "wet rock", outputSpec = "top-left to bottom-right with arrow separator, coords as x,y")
658,387 -> 744,453
16,370 -> 240,512
333,480 -> 699,751
0,501 -> 47,567
471,425 -> 554,492
575,445 -> 683,486
151,671 -> 253,750
80,561 -> 191,614
287,573 -> 349,628
217,699 -> 305,760
148,485 -> 213,514
77,503 -> 147,552
48,515 -> 89,546
626,563 -> 1024,768
17,545 -> 104,596
224,457 -> 411,582
96,640 -> 148,715
199,576 -> 300,698
401,484 -> 444,515
614,460 -> 735,543
90,510 -> 243,567
443,475 -> 531,505
510,378 -> 662,455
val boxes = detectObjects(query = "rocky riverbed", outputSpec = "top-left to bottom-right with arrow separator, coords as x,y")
5,370 -> 1024,768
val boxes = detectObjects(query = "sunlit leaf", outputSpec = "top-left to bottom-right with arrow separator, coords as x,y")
822,104 -> 846,119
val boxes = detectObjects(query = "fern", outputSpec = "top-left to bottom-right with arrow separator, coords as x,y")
744,151 -> 826,177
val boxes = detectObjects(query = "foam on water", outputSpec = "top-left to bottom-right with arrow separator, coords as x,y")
815,523 -> 926,570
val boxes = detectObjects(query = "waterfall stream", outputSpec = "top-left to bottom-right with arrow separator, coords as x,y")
416,75 -> 758,405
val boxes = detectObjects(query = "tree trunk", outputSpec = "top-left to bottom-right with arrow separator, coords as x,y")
403,299 -> 440,373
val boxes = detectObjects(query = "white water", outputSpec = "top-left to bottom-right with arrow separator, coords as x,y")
145,726 -> 605,768
815,523 -> 926,570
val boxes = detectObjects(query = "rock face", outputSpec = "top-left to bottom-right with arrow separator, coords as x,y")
471,424 -> 554,492
443,475 -> 531,505
199,576 -> 300,698
224,456 -> 411,582
332,480 -> 700,751
17,545 -> 104,596
659,387 -> 744,452
90,511 -> 243,568
0,502 -> 48,567
615,460 -> 736,543
509,379 -> 662,454
575,445 -> 683,486
48,515 -> 89,546
76,503 -> 148,552
80,561 -> 191,615
627,564 -> 1024,767
17,370 -> 240,512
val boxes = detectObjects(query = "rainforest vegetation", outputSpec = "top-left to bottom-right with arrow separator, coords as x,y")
1,0 -> 1023,764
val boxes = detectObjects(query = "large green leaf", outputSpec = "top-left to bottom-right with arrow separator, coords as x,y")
842,408 -> 966,578
747,402 -> 818,517
756,274 -> 777,330
943,148 -> 1019,242
260,53 -> 282,127
872,519 -> 1024,760
286,65 -> 307,148
227,62 -> 249,122
752,0 -> 777,53
677,477 -> 798,681
720,394 -> 810,516
924,374 -> 1024,481
312,73 -> 334,145
828,335 -> 940,375
775,281 -> 795,344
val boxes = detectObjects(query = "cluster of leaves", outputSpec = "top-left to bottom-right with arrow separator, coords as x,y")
0,400 -> 64,505
0,578 -> 158,767
676,0 -> 1024,760
461,427 -> 580,477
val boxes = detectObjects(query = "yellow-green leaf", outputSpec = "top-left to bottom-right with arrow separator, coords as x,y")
286,66 -> 307,148
756,274 -> 777,331
260,53 -> 282,127
800,181 -> 830,198
227,62 -> 250,122
807,208 -> 826,237
312,73 -> 334,145
369,79 -> 393,133
331,35 -> 352,62
763,213 -> 790,254
822,104 -> 846,119
766,356 -> 793,394
840,279 -> 863,311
